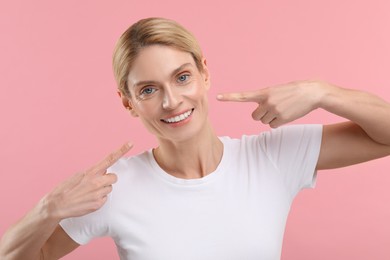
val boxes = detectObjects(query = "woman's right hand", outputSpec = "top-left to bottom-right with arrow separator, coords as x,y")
0,142 -> 133,260
43,142 -> 133,220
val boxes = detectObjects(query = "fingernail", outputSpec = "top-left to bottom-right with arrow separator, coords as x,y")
216,94 -> 223,100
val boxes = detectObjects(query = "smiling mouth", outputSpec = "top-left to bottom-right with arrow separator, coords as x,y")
161,109 -> 194,124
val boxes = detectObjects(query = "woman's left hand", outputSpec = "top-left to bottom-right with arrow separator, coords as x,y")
217,80 -> 326,128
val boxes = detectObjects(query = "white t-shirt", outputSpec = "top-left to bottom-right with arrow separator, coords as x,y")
60,124 -> 323,260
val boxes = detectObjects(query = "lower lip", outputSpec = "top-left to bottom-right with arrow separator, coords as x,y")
162,110 -> 194,128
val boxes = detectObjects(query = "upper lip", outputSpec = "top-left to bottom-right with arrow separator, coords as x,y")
161,108 -> 194,121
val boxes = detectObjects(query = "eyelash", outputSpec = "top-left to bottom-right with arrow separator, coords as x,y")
177,73 -> 190,83
140,87 -> 156,96
137,73 -> 191,99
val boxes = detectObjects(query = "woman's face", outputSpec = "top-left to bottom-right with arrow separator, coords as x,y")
124,45 -> 211,142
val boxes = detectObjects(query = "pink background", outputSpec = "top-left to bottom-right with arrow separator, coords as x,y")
1,0 -> 390,259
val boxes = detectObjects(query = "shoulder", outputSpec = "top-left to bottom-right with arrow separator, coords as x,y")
221,124 -> 322,142
220,124 -> 323,156
257,124 -> 323,147
108,150 -> 150,171
261,124 -> 322,138
106,150 -> 153,182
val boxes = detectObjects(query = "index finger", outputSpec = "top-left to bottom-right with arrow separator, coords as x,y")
87,142 -> 133,174
216,90 -> 263,102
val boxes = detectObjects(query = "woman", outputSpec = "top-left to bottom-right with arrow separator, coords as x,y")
1,17 -> 389,260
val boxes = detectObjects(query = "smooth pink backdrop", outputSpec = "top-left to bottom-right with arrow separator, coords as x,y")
1,0 -> 389,259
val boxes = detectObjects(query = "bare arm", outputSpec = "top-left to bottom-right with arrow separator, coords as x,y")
0,206 -> 79,260
0,142 -> 132,260
217,80 -> 390,169
317,121 -> 390,169
315,84 -> 390,169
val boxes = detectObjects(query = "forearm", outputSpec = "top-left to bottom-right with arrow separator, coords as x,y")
0,196 -> 59,260
0,143 -> 130,259
318,82 -> 390,145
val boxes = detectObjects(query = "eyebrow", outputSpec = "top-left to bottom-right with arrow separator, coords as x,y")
132,63 -> 193,88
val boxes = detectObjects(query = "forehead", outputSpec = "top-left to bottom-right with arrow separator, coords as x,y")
127,45 -> 196,84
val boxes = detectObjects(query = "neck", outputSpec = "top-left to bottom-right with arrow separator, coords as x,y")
153,123 -> 223,179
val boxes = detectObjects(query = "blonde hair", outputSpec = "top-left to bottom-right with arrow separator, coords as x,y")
113,17 -> 204,96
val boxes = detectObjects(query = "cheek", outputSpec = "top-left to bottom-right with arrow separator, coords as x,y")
132,101 -> 160,119
184,80 -> 209,100
184,83 -> 209,115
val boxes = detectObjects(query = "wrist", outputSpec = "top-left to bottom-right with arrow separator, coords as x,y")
38,194 -> 62,224
314,80 -> 340,111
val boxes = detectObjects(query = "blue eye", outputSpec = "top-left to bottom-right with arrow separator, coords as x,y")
177,74 -> 190,83
140,87 -> 156,96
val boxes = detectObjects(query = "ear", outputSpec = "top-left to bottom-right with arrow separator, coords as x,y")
201,58 -> 211,90
117,90 -> 139,117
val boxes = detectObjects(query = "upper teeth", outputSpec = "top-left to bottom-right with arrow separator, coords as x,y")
163,109 -> 193,123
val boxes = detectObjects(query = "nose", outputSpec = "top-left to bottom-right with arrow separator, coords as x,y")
162,86 -> 182,110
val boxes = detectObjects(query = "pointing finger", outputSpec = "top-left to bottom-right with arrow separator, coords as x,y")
216,90 -> 263,103
88,142 -> 133,174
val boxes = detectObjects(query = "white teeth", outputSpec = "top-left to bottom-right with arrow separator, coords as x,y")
163,109 -> 193,123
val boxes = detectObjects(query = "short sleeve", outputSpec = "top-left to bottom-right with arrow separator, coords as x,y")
59,194 -> 111,245
59,158 -> 129,245
259,124 -> 323,198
